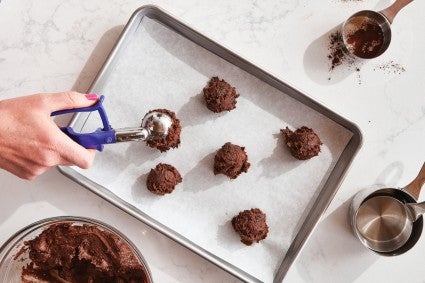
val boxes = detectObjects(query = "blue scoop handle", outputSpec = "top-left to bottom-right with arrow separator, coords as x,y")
51,95 -> 115,151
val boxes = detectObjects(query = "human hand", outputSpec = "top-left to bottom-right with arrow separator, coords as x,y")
0,91 -> 98,180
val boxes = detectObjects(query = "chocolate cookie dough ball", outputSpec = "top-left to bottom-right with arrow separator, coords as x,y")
145,109 -> 181,152
214,142 -> 250,179
232,208 -> 269,245
203,76 -> 239,113
281,126 -> 322,160
146,163 -> 182,195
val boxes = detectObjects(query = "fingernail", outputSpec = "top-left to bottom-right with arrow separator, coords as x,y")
85,93 -> 98,100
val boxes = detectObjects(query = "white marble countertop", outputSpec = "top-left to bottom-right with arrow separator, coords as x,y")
0,0 -> 424,282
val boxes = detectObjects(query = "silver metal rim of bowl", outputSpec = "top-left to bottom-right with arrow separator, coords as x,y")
0,216 -> 153,282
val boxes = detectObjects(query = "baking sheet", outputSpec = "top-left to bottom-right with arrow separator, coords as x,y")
61,6 -> 361,282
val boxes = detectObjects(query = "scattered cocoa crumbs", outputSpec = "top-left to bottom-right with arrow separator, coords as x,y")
355,67 -> 362,85
327,30 -> 362,83
328,0 -> 383,84
327,31 -> 355,70
326,31 -> 404,84
328,31 -> 345,70
373,61 -> 406,74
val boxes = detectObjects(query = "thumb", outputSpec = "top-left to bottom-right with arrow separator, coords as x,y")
44,91 -> 98,112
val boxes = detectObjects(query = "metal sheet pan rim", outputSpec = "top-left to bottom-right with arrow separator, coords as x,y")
60,5 -> 362,283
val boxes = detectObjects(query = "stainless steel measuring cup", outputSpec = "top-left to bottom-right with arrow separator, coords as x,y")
355,195 -> 425,253
350,162 -> 425,255
341,0 -> 414,59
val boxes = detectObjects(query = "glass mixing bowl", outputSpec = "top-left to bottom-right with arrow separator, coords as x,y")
0,216 -> 153,282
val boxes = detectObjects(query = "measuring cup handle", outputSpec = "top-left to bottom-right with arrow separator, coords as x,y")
380,0 -> 414,24
404,162 -> 425,200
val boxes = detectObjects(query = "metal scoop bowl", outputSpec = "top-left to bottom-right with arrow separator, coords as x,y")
341,0 -> 413,59
115,111 -> 173,142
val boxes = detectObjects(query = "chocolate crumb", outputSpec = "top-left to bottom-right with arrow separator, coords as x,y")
355,67 -> 362,85
328,31 -> 345,70
373,60 -> 406,74
327,31 -> 363,83
327,31 -> 355,70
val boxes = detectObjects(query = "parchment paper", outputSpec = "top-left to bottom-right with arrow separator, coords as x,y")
74,16 -> 353,282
